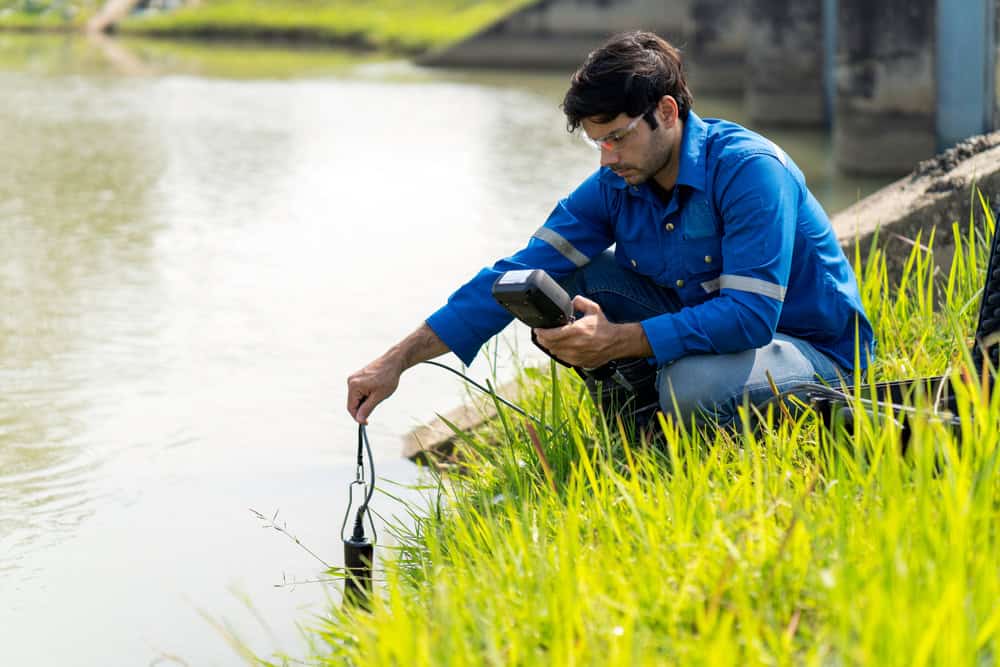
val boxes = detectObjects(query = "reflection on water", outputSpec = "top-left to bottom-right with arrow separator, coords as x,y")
0,34 -> 893,664
0,72 -> 160,573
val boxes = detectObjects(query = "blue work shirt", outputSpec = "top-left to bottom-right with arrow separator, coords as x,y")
426,111 -> 875,371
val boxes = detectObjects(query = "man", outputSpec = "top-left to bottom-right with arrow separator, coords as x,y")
347,31 -> 874,430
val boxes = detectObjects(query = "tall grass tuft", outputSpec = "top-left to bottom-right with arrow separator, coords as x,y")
302,195 -> 999,666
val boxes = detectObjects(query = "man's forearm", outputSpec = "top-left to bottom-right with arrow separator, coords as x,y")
346,323 -> 450,424
384,322 -> 450,370
614,322 -> 654,359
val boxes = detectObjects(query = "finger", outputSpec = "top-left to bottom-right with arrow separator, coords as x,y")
355,390 -> 384,425
348,394 -> 368,422
535,326 -> 567,345
346,385 -> 360,417
346,379 -> 367,416
572,295 -> 602,315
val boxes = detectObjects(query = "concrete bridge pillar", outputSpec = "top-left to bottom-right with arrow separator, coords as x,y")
995,0 -> 1000,130
745,0 -> 827,126
688,0 -> 748,94
833,0 -> 936,175
936,0 -> 995,149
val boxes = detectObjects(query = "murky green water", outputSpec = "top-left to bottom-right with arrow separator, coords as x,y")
0,33 -> 890,664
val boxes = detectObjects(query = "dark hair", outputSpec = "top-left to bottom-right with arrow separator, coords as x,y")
562,31 -> 694,132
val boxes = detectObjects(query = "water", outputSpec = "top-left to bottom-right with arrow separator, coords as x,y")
0,34 -> 890,665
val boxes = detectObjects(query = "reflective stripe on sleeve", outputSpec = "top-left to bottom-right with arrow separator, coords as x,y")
532,226 -> 589,267
720,274 -> 786,301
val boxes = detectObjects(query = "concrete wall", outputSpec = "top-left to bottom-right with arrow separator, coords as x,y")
833,0 -> 937,175
425,0 -> 1000,177
688,0 -> 748,94
421,0 -> 691,70
422,0 -> 747,93
746,0 -> 826,126
832,131 -> 1000,279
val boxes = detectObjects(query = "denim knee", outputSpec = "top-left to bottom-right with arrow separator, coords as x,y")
656,336 -> 843,428
657,354 -> 751,427
559,251 -> 681,324
558,251 -> 619,302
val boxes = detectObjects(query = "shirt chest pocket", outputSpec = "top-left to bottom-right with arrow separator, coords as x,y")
679,198 -> 723,278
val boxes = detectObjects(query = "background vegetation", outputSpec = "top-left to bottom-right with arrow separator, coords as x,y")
0,0 -> 96,27
0,0 -> 536,51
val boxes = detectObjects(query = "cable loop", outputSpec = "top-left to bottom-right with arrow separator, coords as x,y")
341,423 -> 378,545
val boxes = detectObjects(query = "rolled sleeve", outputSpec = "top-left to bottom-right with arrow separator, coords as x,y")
425,171 -> 615,365
425,283 -> 509,367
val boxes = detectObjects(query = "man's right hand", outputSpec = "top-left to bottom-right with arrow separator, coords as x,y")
347,355 -> 403,425
345,323 -> 450,425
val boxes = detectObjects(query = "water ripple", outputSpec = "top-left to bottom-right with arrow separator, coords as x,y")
0,440 -> 105,570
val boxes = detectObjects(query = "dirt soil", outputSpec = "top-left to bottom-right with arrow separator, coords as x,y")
911,134 -> 999,180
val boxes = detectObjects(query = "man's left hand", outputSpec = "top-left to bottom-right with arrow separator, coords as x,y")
533,296 -> 633,368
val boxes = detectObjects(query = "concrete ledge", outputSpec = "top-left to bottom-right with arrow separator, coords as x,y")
831,131 -> 1000,272
402,378 -> 522,461
87,0 -> 142,33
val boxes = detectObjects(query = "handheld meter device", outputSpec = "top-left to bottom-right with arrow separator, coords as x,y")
491,269 -> 573,329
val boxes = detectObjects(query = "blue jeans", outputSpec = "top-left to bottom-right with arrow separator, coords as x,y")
561,251 -> 845,428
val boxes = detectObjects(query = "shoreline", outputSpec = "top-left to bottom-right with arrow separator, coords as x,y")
117,27 -> 393,53
0,0 -> 533,55
0,23 -> 413,53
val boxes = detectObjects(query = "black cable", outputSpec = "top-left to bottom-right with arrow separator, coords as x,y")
756,381 -> 962,427
420,360 -> 550,429
341,363 -> 548,547
341,424 -> 377,545
357,424 -> 377,542
358,424 -> 375,511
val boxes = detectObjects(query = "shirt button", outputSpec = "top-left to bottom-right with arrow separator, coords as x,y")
665,223 -> 675,231
675,279 -> 685,288
704,255 -> 713,263
630,259 -> 637,268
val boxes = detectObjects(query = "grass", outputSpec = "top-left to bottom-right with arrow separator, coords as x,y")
280,190 -> 1000,666
0,1 -> 98,28
120,0 -> 536,52
0,0 -> 537,52
0,30 -> 381,78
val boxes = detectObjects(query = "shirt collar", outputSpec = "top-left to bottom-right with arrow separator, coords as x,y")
598,166 -> 629,190
675,110 -> 708,192
597,110 -> 709,194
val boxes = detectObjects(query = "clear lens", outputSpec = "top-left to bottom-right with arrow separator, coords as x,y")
580,131 -> 604,151
579,110 -> 648,152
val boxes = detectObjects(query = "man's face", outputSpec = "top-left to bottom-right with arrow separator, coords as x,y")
581,108 -> 674,186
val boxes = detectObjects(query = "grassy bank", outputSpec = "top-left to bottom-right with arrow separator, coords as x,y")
0,0 -> 536,52
297,196 -> 1000,665
0,1 -> 96,29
